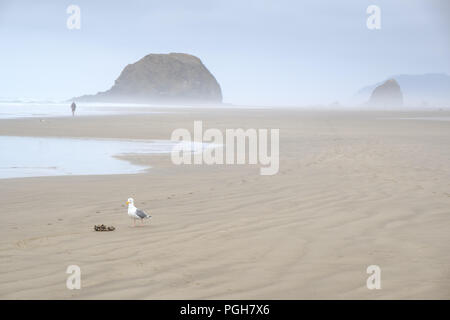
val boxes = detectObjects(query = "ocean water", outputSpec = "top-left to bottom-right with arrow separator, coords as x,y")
0,101 -> 269,119
395,117 -> 450,121
0,136 -> 208,179
0,102 -> 163,119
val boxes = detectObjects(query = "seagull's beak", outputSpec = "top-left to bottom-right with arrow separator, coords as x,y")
126,201 -> 129,205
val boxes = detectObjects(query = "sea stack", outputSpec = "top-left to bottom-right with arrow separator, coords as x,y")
74,53 -> 222,104
368,79 -> 403,108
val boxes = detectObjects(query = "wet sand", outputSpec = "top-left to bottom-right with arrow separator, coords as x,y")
0,107 -> 449,299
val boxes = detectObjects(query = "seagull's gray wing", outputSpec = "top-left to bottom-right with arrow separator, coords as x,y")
135,209 -> 149,219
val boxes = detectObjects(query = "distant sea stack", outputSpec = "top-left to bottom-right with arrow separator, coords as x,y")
355,74 -> 450,107
74,53 -> 222,104
368,79 -> 403,108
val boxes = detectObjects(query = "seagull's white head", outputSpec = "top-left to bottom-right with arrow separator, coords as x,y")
126,198 -> 134,206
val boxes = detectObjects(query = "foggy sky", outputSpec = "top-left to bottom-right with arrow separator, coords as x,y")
0,0 -> 449,105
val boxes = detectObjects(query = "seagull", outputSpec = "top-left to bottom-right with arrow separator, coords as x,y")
126,198 -> 151,227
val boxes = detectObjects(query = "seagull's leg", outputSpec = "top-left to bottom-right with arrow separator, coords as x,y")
141,219 -> 144,226
133,218 -> 136,227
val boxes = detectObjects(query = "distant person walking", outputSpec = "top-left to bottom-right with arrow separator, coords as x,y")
71,102 -> 77,116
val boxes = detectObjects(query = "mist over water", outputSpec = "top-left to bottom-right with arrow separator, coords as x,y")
0,1 -> 449,106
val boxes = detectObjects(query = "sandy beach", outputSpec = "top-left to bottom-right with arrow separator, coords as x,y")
0,107 -> 449,299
